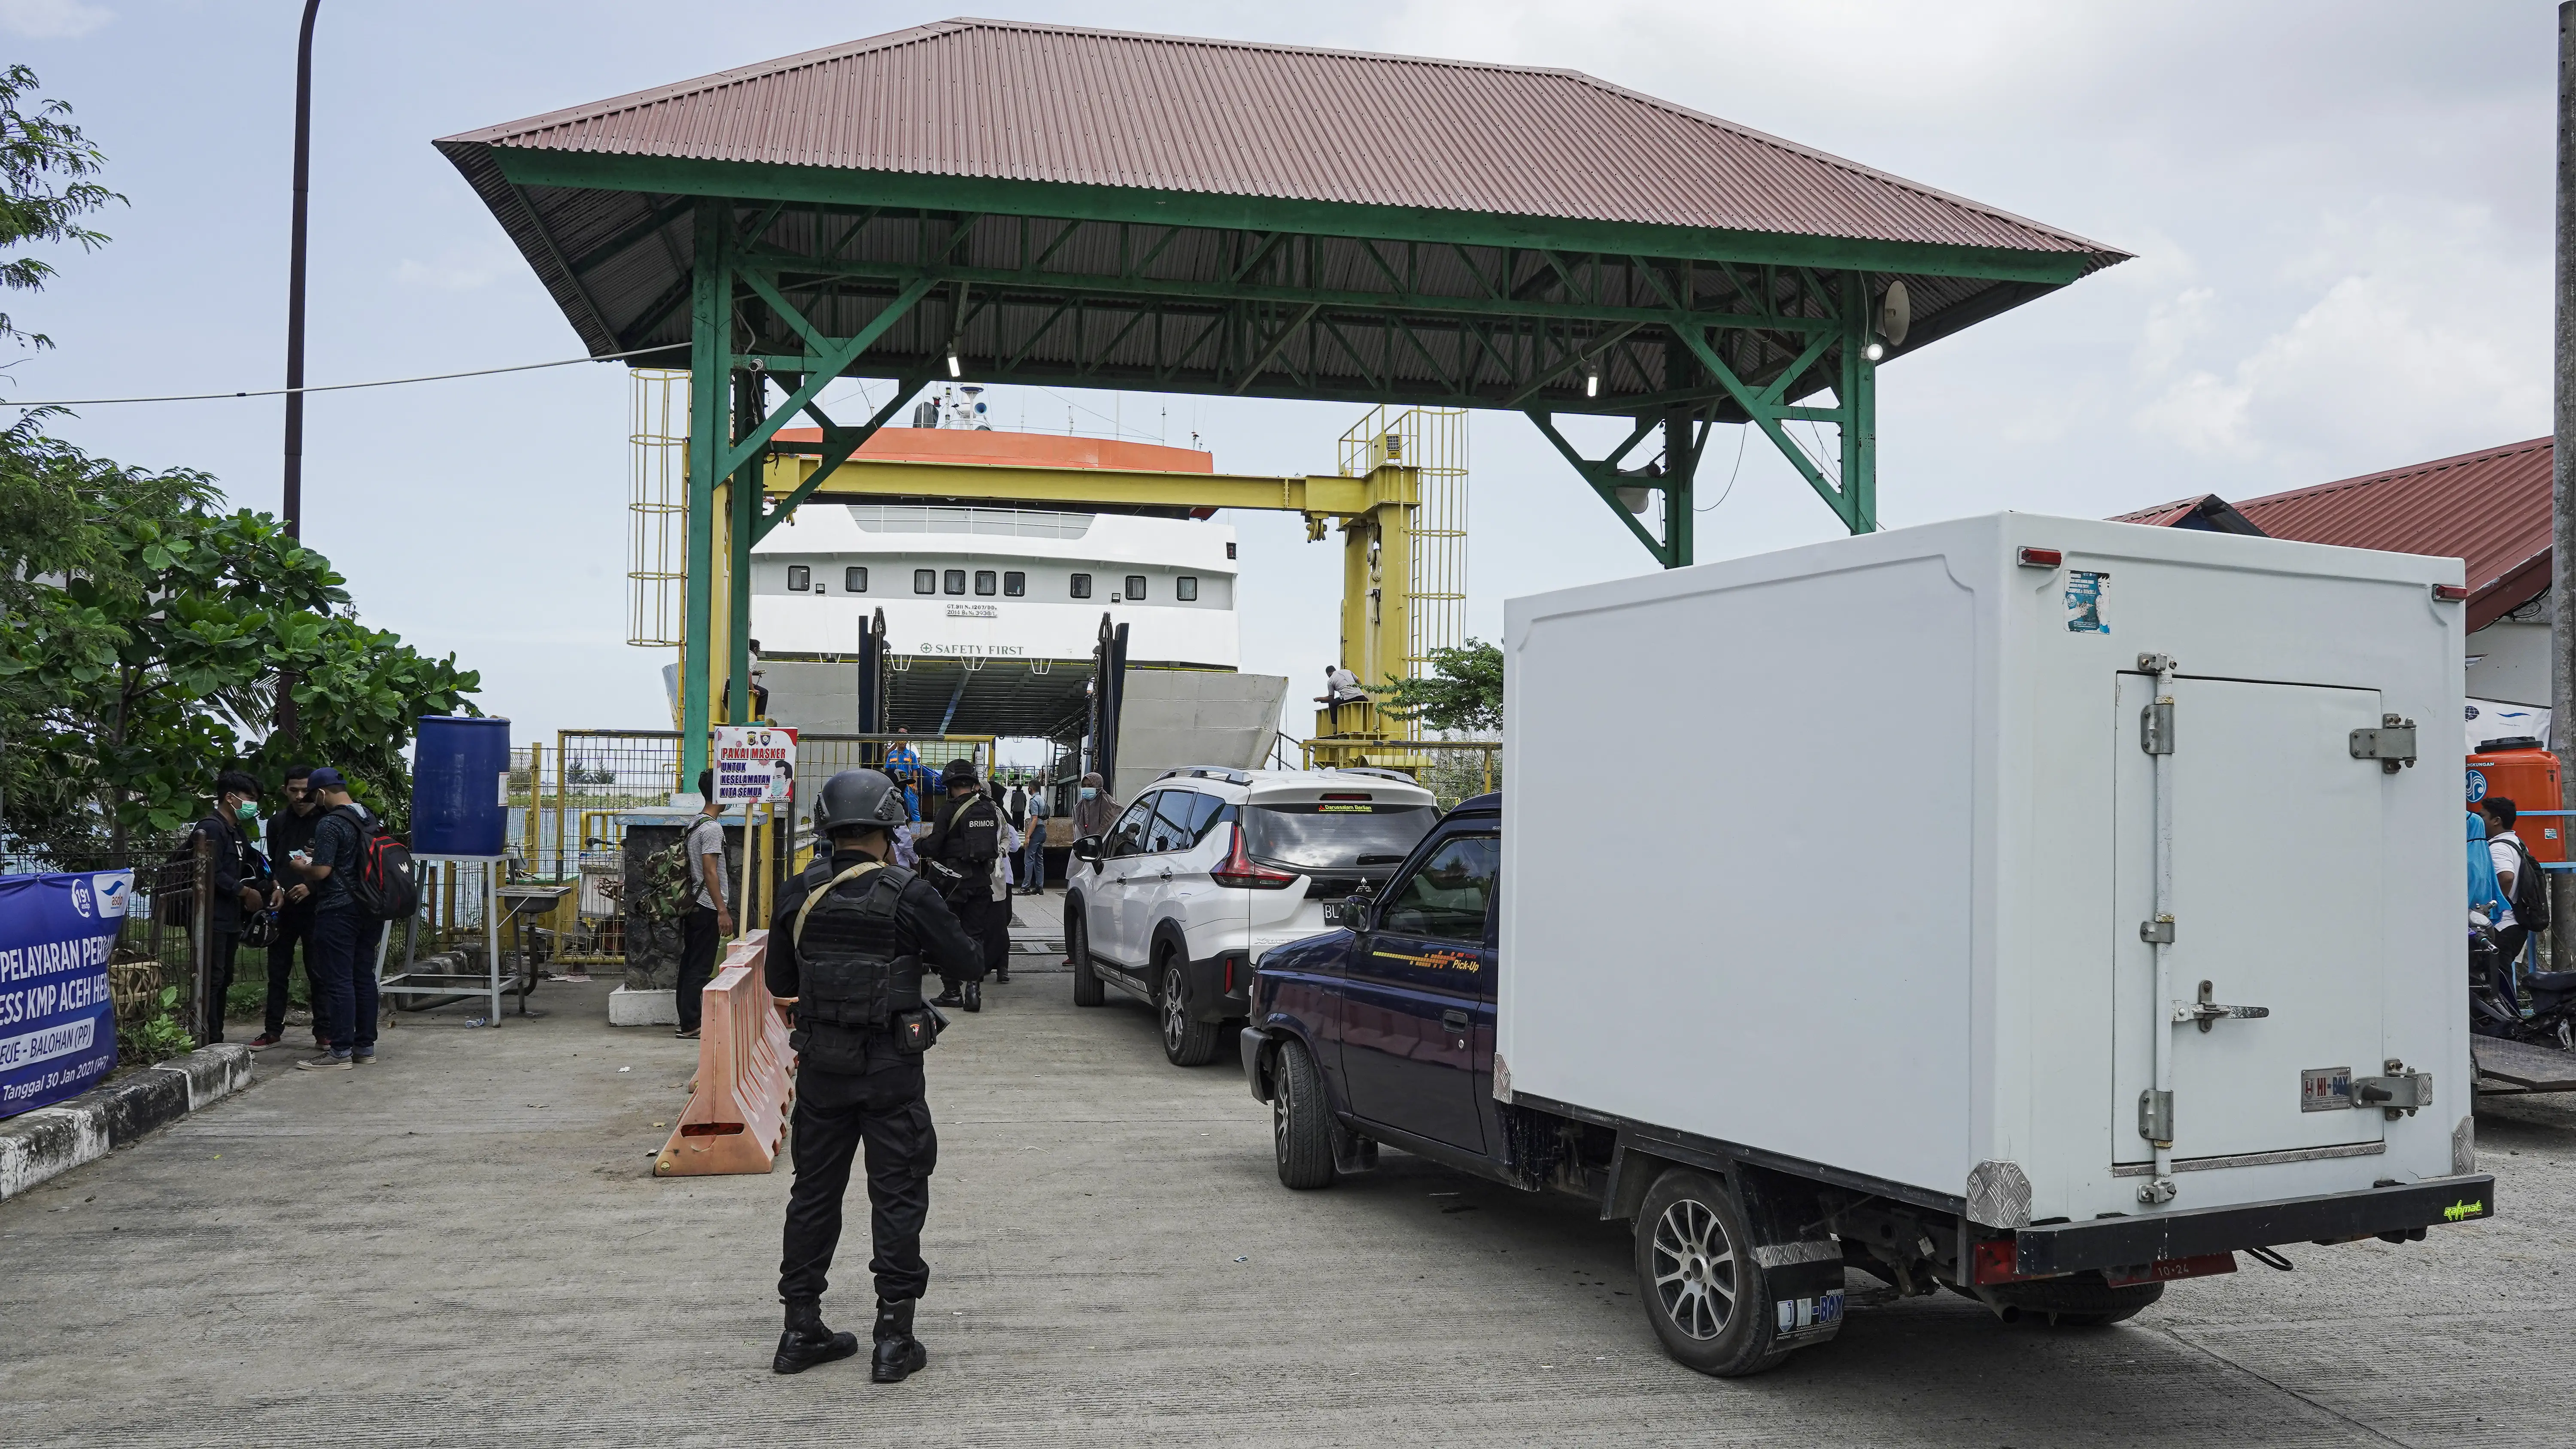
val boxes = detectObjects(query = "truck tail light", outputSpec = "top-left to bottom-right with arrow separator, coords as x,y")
2432,583 -> 2468,602
2017,547 -> 2063,568
1212,825 -> 1298,890
1970,1240 -> 2028,1284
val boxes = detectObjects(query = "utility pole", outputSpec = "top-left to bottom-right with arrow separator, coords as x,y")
275,0 -> 319,744
2554,3 -> 2575,968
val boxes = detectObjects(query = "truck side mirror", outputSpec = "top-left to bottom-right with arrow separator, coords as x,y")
1333,888 -> 1373,931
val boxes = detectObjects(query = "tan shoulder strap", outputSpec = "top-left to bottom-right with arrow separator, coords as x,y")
792,860 -> 886,952
944,794 -> 981,833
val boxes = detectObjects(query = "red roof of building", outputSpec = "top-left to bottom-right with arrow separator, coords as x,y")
2116,437 -> 2551,631
439,18 -> 2120,264
770,426 -> 1215,472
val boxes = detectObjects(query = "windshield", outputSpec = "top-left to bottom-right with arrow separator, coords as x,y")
1241,803 -> 1434,871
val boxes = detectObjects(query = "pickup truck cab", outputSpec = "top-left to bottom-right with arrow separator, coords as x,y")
1242,792 -> 2494,1377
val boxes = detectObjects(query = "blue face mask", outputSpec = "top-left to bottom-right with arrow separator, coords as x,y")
1079,787 -> 1097,800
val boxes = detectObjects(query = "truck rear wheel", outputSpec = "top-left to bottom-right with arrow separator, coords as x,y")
1068,911 -> 1104,1007
1634,1168 -> 1789,1377
1976,1273 -> 2164,1327
1272,1037 -> 1336,1190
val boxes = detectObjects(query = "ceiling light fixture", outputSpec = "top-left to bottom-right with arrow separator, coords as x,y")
945,344 -> 963,379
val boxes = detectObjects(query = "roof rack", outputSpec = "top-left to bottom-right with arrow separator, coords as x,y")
1155,765 -> 1255,785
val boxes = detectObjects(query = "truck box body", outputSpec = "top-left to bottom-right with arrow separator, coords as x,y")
1498,512 -> 2470,1231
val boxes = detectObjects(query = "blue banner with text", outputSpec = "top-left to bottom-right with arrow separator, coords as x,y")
0,869 -> 130,1118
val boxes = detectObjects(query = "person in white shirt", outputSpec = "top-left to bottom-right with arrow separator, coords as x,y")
1314,664 -> 1366,705
678,770 -> 732,1041
2480,797 -> 2535,976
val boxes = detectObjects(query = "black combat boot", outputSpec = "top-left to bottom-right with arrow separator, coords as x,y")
871,1298 -> 928,1383
930,984 -> 964,1007
993,961 -> 1011,984
962,979 -> 982,1012
772,1298 -> 859,1375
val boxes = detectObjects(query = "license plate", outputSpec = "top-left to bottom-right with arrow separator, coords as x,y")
2300,1067 -> 2353,1112
1774,1289 -> 1845,1338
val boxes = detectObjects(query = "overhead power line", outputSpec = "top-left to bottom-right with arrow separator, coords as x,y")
4,344 -> 678,408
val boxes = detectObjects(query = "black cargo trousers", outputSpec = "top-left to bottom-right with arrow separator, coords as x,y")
940,886 -> 999,993
778,1031 -> 938,1307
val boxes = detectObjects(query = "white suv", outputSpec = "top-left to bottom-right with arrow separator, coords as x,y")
1065,767 -> 1439,1065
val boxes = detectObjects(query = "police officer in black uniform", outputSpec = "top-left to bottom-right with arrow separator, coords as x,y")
769,767 -> 984,1380
920,756 -> 1003,1013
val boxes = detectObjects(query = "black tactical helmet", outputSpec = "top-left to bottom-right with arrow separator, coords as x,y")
940,756 -> 979,789
814,768 -> 908,834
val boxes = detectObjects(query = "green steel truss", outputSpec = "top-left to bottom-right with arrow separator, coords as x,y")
631,193 -> 1977,773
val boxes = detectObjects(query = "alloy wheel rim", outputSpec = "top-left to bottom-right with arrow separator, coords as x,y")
1273,1068 -> 1291,1159
1163,967 -> 1186,1049
1650,1198 -> 1735,1340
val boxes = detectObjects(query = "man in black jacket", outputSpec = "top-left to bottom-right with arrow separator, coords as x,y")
250,765 -> 325,1052
920,757 -> 1002,1012
767,768 -> 982,1381
190,770 -> 272,1044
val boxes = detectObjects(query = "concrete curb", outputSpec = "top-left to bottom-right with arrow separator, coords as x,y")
0,1043 -> 254,1202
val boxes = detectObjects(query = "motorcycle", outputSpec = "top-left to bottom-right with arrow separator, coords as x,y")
2469,918 -> 2576,1052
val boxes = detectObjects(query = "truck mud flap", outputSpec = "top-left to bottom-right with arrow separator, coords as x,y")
2014,1175 -> 2496,1277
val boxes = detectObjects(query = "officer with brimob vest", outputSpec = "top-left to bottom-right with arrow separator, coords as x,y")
920,756 -> 1003,1012
767,767 -> 983,1380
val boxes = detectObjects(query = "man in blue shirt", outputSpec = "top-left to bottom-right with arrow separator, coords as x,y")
294,768 -> 380,1071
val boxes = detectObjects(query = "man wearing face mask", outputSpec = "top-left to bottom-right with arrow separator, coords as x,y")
190,770 -> 273,1045
1070,772 -> 1118,844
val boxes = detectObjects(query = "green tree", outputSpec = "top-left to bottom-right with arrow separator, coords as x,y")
1367,637 -> 1503,734
0,480 -> 481,855
0,62 -> 118,358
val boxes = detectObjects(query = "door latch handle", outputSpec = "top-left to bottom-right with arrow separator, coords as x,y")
1158,868 -> 1173,881
1441,1009 -> 1470,1034
2173,979 -> 2270,1033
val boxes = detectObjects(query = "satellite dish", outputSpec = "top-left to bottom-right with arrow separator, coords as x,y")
1876,280 -> 1911,349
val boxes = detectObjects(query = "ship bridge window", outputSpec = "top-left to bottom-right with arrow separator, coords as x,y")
787,566 -> 811,592
1176,576 -> 1198,602
1125,575 -> 1147,600
914,569 -> 936,594
845,567 -> 869,594
1070,573 -> 1092,599
944,569 -> 967,595
974,570 -> 997,596
1004,571 -> 1025,597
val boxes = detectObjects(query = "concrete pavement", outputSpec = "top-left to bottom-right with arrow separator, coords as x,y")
2,949 -> 2570,1447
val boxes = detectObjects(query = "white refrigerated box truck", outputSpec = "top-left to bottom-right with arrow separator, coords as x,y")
1492,510 -> 2493,1370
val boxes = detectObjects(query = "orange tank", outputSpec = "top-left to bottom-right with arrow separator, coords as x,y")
2467,739 -> 2565,864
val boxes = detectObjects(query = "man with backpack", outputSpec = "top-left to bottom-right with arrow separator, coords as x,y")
920,758 -> 1002,1012
295,768 -> 381,1071
2481,797 -> 2551,979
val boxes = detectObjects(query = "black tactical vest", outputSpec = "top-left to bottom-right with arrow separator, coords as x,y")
790,860 -> 924,1071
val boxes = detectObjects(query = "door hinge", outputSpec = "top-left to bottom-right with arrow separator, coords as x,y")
2140,700 -> 2175,755
2354,1059 -> 2431,1119
2348,715 -> 2417,773
2174,979 -> 2270,1033
2139,915 -> 2175,945
2137,1088 -> 2173,1145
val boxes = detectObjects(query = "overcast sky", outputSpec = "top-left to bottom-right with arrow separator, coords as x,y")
0,0 -> 2555,748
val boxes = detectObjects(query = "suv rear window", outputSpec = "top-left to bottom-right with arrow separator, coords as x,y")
1241,802 -> 1434,870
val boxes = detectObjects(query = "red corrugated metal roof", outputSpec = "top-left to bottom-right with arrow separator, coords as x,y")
2116,438 -> 2551,631
441,18 -> 2118,261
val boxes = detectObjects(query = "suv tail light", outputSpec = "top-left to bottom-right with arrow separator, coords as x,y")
1212,824 -> 1299,890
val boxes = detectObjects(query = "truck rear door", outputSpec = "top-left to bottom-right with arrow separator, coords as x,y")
2112,671 -> 2391,1168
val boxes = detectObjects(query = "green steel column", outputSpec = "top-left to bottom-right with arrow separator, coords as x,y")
1842,273 -> 1879,535
1662,407 -> 1695,568
681,200 -> 730,785
726,367 -> 760,724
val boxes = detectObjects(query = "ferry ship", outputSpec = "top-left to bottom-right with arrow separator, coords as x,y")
748,392 -> 1241,741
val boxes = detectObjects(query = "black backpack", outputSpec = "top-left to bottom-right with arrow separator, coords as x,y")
332,806 -> 420,922
2506,837 -> 2552,934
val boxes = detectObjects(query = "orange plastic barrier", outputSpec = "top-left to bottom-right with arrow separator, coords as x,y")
654,931 -> 798,1176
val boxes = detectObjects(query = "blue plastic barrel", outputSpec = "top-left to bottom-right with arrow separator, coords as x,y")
412,715 -> 512,857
